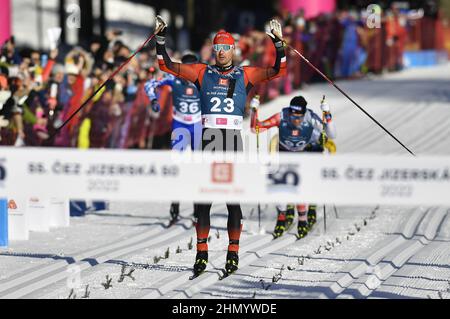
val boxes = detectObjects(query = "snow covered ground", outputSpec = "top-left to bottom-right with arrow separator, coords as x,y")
0,64 -> 449,299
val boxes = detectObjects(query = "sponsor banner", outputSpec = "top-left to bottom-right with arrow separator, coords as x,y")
49,198 -> 70,228
7,197 -> 29,241
0,147 -> 449,206
173,111 -> 202,125
202,114 -> 243,130
27,197 -> 50,232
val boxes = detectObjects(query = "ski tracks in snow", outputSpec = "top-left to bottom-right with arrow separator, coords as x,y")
0,212 -> 194,299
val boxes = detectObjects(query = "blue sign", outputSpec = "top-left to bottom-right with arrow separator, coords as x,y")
0,199 -> 8,248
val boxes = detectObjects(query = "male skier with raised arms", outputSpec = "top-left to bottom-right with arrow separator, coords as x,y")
154,16 -> 287,278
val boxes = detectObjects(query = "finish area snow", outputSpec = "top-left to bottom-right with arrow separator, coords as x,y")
1,64 -> 449,299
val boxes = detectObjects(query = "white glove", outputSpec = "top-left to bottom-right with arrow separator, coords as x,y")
144,80 -> 158,101
266,19 -> 283,42
320,102 -> 330,113
155,15 -> 167,35
250,96 -> 260,110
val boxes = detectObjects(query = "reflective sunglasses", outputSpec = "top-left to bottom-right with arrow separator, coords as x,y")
290,114 -> 305,121
213,44 -> 234,52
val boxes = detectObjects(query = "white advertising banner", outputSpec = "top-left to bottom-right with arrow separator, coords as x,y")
27,197 -> 50,232
49,198 -> 70,228
0,147 -> 449,206
7,198 -> 29,241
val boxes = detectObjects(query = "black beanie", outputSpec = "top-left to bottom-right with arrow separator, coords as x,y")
289,96 -> 307,114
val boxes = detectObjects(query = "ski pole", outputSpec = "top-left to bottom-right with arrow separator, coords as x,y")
320,95 -> 327,148
251,95 -> 262,231
256,108 -> 261,231
321,96 -> 331,231
286,44 -> 415,156
333,205 -> 339,219
52,27 -> 164,138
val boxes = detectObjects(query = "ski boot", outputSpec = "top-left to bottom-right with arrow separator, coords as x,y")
285,205 -> 296,231
225,251 -> 239,275
190,251 -> 208,279
272,212 -> 286,239
308,205 -> 317,228
297,220 -> 309,239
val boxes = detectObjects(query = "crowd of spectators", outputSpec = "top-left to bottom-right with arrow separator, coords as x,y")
0,6 -> 446,149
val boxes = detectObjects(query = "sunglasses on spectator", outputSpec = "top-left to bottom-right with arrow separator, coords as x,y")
213,44 -> 234,52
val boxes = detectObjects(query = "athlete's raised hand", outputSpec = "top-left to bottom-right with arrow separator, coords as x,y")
144,80 -> 158,100
155,15 -> 167,36
266,19 -> 284,43
320,102 -> 330,113
250,95 -> 261,110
